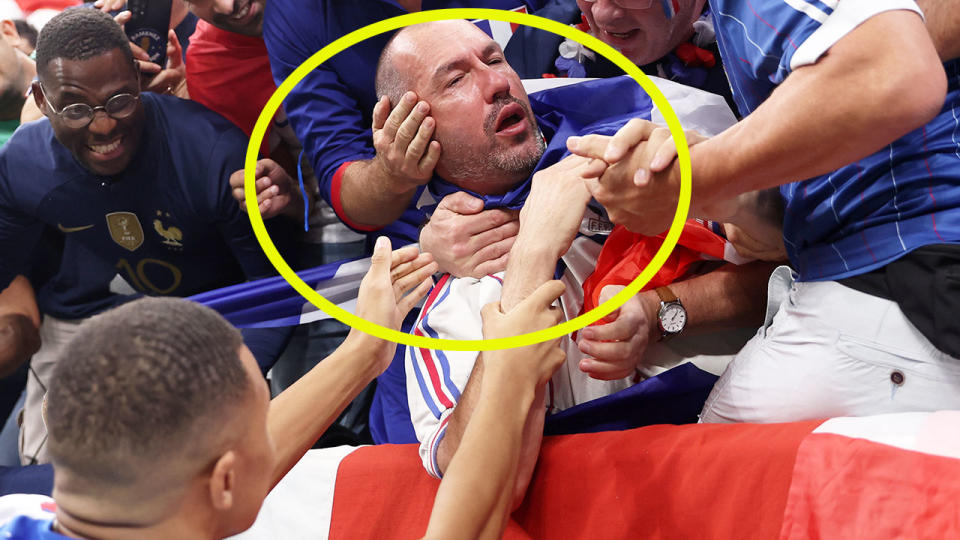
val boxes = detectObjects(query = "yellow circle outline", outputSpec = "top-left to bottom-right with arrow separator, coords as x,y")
246,8 -> 691,351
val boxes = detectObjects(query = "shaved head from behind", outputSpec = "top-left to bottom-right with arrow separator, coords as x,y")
375,21 -> 545,195
45,297 -> 276,539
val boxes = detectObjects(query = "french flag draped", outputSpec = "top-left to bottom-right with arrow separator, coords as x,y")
224,411 -> 960,539
189,256 -> 372,328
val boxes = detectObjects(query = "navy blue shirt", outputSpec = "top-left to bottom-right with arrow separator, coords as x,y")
0,93 -> 276,318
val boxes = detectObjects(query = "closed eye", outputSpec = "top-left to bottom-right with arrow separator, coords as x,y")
447,74 -> 464,88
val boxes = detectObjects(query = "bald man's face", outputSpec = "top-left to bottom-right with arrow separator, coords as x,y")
392,21 -> 544,193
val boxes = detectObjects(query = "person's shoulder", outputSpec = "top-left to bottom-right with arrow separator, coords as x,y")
143,93 -> 247,149
0,494 -> 58,538
1,118 -> 55,154
0,119 -> 68,177
0,515 -> 61,539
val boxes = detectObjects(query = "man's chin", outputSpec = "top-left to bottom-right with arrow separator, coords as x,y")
80,153 -> 133,177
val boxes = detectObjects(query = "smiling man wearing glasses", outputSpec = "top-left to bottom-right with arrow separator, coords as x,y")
0,7 -> 293,466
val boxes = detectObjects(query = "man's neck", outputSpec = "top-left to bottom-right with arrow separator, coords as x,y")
52,487 -> 219,540
53,508 -> 215,540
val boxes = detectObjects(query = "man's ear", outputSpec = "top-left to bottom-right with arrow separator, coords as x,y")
31,81 -> 46,114
208,450 -> 237,511
0,20 -> 20,48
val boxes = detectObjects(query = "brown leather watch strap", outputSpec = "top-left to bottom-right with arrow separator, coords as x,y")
654,286 -> 678,304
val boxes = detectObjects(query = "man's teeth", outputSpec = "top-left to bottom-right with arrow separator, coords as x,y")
609,31 -> 632,38
234,2 -> 250,19
90,140 -> 121,154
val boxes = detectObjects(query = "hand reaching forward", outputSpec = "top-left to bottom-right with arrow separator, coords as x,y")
229,158 -> 302,220
349,237 -> 438,373
480,280 -> 567,388
372,92 -> 442,191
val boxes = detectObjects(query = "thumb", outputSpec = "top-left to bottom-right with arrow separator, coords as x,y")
480,300 -> 504,325
369,236 -> 392,275
598,284 -> 626,305
166,29 -> 183,68
441,192 -> 484,215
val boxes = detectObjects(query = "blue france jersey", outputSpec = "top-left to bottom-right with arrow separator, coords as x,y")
0,516 -> 64,539
0,93 -> 276,319
262,0 -> 549,244
710,0 -> 960,280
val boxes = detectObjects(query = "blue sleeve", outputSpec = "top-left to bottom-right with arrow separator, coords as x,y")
711,0 -> 921,114
0,155 -> 43,291
262,2 -> 378,215
204,123 -> 296,372
203,127 -> 280,281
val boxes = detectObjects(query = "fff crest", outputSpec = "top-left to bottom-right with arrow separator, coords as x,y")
106,212 -> 144,251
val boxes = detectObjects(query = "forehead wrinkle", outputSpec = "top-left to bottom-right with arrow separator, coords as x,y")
428,39 -> 504,90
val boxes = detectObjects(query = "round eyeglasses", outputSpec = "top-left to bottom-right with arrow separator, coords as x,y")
39,83 -> 141,129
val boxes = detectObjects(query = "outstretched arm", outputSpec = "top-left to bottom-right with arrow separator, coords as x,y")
267,238 -> 438,486
423,281 -> 566,540
434,156 -> 596,506
568,10 -> 945,235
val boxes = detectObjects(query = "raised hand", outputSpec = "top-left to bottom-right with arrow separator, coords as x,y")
229,158 -> 302,220
480,280 -> 567,388
350,237 -> 438,373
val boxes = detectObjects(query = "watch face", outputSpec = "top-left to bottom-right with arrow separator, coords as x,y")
660,303 -> 687,334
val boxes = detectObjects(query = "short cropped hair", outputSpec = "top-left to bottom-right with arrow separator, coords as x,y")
13,20 -> 37,50
35,8 -> 134,79
374,29 -> 409,108
45,297 -> 249,488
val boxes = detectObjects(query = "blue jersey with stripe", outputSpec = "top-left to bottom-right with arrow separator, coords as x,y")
262,0 -> 549,245
710,0 -> 960,280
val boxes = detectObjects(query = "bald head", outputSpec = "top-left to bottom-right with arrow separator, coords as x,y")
376,20 -> 494,106
374,20 -> 544,194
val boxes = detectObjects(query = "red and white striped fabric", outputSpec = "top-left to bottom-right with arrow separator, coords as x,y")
229,411 -> 960,539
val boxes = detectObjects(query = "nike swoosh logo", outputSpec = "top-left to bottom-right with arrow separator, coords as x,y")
58,223 -> 94,233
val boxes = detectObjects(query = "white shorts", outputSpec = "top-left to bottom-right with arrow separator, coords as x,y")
701,267 -> 960,423
19,316 -> 83,465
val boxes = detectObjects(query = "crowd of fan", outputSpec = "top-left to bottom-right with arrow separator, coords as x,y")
0,0 -> 958,538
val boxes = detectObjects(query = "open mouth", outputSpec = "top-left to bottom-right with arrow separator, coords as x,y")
231,0 -> 258,24
87,136 -> 125,161
600,28 -> 639,42
494,103 -> 527,136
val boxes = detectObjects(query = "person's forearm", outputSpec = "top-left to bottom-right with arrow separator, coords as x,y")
500,236 -> 562,312
687,11 -> 946,213
339,159 -> 420,227
638,262 -> 777,343
0,276 -> 41,378
424,376 -> 536,540
0,276 -> 40,324
917,0 -> 960,61
267,334 -> 383,486
436,355 -> 546,508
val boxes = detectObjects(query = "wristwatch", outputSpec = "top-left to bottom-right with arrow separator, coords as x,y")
654,286 -> 687,341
